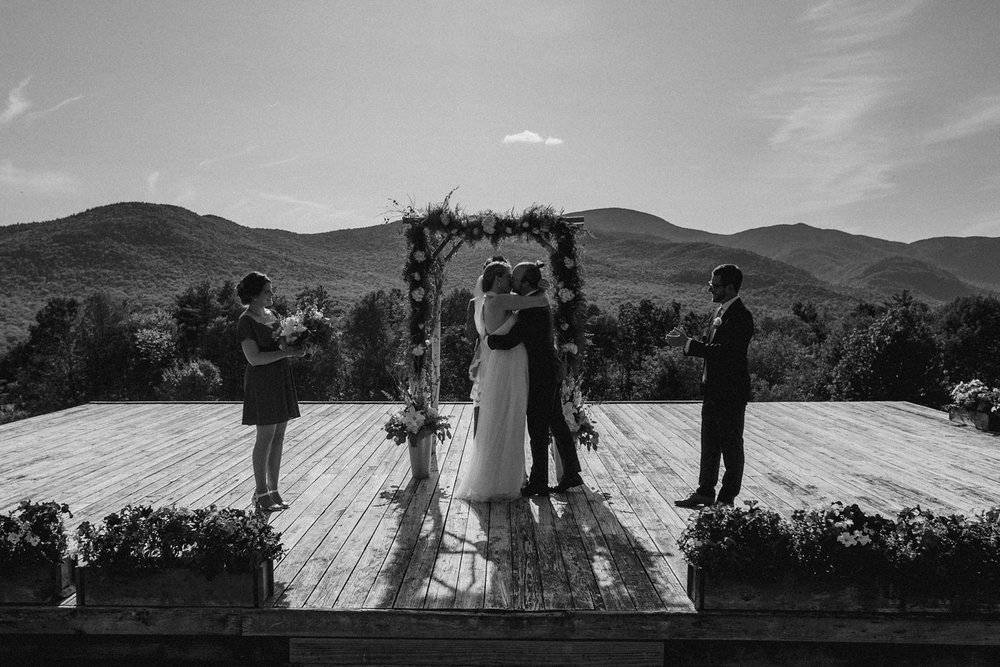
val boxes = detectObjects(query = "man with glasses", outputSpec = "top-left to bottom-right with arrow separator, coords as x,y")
665,264 -> 754,508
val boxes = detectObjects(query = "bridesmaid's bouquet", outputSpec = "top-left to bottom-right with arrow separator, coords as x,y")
274,306 -> 333,354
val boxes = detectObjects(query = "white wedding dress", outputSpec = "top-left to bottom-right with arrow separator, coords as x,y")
454,304 -> 528,501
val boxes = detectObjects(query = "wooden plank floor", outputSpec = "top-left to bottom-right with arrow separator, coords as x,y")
2,400 -> 999,614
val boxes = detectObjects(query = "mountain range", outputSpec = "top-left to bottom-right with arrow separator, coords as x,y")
1,202 -> 997,354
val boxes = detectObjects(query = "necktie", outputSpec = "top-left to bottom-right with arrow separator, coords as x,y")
703,306 -> 723,384
708,306 -> 723,342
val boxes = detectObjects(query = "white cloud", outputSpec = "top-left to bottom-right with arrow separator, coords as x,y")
0,159 -> 81,195
197,145 -> 258,169
801,0 -> 924,47
147,171 -> 160,194
750,1 -> 924,212
1,77 -> 33,125
26,95 -> 84,123
924,94 -> 1000,144
257,191 -> 331,210
503,130 -> 563,145
254,156 -> 300,169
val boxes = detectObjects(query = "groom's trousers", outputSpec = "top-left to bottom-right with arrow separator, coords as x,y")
526,380 -> 581,487
696,396 -> 746,502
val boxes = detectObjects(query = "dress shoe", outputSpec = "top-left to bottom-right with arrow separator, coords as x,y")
674,492 -> 715,509
520,483 -> 550,497
551,473 -> 584,493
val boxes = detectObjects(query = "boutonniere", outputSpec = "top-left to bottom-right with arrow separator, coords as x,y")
713,316 -> 723,328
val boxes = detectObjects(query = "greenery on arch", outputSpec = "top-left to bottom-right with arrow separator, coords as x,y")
393,193 -> 598,450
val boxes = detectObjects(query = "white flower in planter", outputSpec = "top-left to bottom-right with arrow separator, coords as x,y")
411,287 -> 426,302
412,250 -> 426,262
482,215 -> 496,234
558,288 -> 575,303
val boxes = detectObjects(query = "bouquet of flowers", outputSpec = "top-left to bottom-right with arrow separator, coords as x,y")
948,379 -> 1000,414
384,385 -> 452,446
274,306 -> 333,355
75,504 -> 285,575
560,375 -> 599,450
1,500 -> 72,567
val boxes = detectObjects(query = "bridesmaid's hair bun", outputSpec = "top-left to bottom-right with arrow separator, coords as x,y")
237,271 -> 270,305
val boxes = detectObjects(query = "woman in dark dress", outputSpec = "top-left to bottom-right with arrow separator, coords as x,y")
236,272 -> 305,513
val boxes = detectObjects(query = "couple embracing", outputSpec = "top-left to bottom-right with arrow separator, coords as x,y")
455,258 -> 583,501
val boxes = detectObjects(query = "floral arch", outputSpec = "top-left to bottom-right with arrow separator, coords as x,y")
395,194 -> 598,450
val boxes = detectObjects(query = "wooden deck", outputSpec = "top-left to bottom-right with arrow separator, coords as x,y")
2,400 -> 1000,664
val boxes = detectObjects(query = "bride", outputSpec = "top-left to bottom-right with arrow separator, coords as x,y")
455,260 -> 549,500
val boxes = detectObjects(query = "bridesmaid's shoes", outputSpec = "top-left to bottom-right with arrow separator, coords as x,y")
253,491 -> 285,513
268,489 -> 290,509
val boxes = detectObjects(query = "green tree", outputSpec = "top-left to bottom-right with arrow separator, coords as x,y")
827,292 -> 947,406
158,358 -> 222,400
614,299 -> 678,399
634,348 -> 702,400
5,298 -> 83,413
76,292 -> 132,401
127,310 -> 177,399
438,288 -> 476,402
582,307 -> 619,400
936,295 -> 1000,387
292,284 -> 345,400
341,289 -> 406,400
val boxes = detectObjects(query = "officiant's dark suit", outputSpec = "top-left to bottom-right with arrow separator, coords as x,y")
488,262 -> 582,495
669,264 -> 754,508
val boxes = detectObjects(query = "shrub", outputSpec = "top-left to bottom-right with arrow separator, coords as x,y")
75,505 -> 285,575
677,501 -> 794,581
0,500 -> 72,567
157,358 -> 222,400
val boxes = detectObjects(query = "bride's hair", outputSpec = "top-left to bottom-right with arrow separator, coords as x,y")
483,254 -> 507,270
482,261 -> 510,292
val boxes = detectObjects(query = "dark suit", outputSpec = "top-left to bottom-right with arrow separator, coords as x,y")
487,296 -> 581,487
684,297 -> 754,503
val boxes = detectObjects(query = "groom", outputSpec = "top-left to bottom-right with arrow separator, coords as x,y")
487,261 -> 583,496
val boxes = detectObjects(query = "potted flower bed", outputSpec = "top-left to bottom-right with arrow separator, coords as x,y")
0,500 -> 75,605
384,385 -> 452,479
75,504 -> 284,607
680,501 -> 1000,612
947,379 -> 1000,432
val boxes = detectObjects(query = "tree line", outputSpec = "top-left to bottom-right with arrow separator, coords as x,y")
2,280 -> 999,425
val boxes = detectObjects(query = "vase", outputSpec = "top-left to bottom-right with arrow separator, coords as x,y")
0,557 -> 75,605
948,407 -> 1000,432
75,559 -> 274,607
408,432 -> 434,479
686,564 -> 900,612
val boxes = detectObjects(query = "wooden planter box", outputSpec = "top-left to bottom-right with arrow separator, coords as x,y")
76,559 -> 273,607
0,557 -> 75,605
687,565 -> 901,612
948,407 -> 1000,432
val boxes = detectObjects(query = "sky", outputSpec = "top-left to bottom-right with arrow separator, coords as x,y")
1,0 -> 999,242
